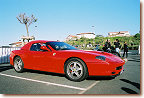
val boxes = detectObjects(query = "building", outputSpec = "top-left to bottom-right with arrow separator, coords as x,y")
21,35 -> 35,46
9,35 -> 35,47
66,35 -> 78,41
9,42 -> 28,47
108,31 -> 130,37
119,31 -> 130,36
76,32 -> 95,39
66,32 -> 96,41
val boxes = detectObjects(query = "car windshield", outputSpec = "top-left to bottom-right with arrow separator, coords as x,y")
46,42 -> 78,50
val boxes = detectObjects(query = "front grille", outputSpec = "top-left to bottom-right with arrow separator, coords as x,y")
116,66 -> 122,70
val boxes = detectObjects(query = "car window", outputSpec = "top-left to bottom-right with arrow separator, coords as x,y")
30,43 -> 48,51
30,43 -> 41,51
47,42 -> 78,50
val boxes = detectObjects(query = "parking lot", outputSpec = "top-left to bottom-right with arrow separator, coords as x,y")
0,54 -> 140,95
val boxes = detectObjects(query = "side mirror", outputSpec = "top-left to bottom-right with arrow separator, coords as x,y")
40,46 -> 50,51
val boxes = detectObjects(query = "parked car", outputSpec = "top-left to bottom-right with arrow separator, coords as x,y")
10,40 -> 125,82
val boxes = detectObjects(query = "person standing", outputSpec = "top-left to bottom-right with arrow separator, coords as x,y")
114,39 -> 121,57
123,42 -> 128,58
104,39 -> 111,52
107,39 -> 111,52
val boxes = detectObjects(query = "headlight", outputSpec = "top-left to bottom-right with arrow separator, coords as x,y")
96,56 -> 106,61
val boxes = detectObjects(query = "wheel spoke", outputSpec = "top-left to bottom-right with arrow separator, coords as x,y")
18,65 -> 21,69
14,64 -> 18,69
73,62 -> 77,68
69,71 -> 75,78
16,61 -> 19,65
71,71 -> 75,75
76,67 -> 82,71
18,60 -> 21,64
75,71 -> 80,77
68,65 -> 73,70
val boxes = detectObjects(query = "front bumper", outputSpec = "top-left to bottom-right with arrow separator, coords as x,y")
87,61 -> 125,76
111,69 -> 124,78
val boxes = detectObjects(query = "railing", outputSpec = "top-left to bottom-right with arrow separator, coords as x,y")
0,47 -> 21,64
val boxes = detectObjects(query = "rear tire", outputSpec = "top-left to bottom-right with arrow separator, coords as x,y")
13,56 -> 24,73
64,58 -> 88,82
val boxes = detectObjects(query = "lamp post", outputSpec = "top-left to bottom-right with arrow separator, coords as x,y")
92,26 -> 96,47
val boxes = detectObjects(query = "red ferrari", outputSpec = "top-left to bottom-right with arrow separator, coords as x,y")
10,40 -> 125,82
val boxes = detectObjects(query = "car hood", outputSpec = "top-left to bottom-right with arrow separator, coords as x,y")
84,50 -> 124,63
62,50 -> 113,56
62,50 -> 124,63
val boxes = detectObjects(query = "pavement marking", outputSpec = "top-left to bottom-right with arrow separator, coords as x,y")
0,73 -> 86,91
78,81 -> 100,94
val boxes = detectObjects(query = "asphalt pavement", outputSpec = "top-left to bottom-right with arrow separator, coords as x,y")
0,54 -> 140,95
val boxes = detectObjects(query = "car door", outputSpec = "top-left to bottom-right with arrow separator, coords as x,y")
28,43 -> 54,71
27,43 -> 43,70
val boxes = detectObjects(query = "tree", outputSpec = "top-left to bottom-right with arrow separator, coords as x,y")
134,33 -> 140,40
16,13 -> 37,37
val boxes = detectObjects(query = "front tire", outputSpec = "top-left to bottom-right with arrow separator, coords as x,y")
13,56 -> 24,73
64,58 -> 88,82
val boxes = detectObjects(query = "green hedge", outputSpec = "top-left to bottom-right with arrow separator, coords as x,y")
66,33 -> 140,50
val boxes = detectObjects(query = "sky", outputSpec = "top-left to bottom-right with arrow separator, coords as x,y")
0,0 -> 140,46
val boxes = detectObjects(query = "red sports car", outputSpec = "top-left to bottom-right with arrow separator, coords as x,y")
10,40 -> 125,82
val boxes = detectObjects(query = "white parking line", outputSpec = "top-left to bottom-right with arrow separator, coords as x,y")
0,73 -> 86,91
78,81 -> 100,94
